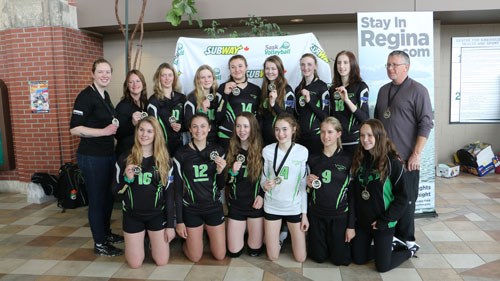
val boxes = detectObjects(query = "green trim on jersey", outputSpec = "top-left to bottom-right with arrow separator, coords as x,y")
383,178 -> 397,228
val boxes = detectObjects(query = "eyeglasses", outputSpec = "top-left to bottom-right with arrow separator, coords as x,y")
385,63 -> 407,69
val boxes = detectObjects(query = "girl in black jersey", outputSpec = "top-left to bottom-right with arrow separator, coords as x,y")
331,51 -> 369,155
295,53 -> 330,155
115,70 -> 148,158
147,63 -> 186,155
306,117 -> 354,265
217,55 -> 261,151
226,112 -> 264,257
173,113 -> 227,262
184,65 -> 219,143
114,116 -> 175,268
350,119 -> 416,272
259,55 -> 296,145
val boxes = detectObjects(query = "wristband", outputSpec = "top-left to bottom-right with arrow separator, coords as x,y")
228,168 -> 239,177
123,175 -> 134,184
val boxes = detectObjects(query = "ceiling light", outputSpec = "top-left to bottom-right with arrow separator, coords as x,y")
290,18 -> 304,23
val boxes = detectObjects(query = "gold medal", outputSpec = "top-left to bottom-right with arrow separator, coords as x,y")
383,108 -> 391,119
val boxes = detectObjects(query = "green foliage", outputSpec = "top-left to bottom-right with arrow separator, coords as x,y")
204,15 -> 289,38
165,0 -> 202,27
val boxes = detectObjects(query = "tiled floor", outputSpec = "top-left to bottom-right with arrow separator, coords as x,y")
1,173 -> 500,280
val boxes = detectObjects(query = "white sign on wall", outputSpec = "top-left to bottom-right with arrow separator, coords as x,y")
173,33 -> 332,94
357,12 -> 436,215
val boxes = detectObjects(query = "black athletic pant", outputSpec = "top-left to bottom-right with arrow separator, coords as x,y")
307,213 -> 351,265
351,226 -> 412,272
395,169 -> 419,242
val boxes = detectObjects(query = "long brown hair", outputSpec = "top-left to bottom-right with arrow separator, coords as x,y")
350,119 -> 400,182
122,69 -> 148,109
275,113 -> 300,142
332,50 -> 362,89
261,55 -> 288,114
152,63 -> 180,100
226,112 -> 263,182
126,116 -> 170,186
192,64 -> 218,109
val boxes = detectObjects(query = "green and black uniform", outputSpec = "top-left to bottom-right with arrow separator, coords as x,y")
114,154 -> 175,233
350,152 -> 412,272
216,82 -> 261,151
147,92 -> 186,155
184,91 -> 220,143
307,147 -> 353,265
260,84 -> 295,145
227,149 -> 264,219
330,82 -> 369,155
294,79 -> 330,155
173,142 -> 225,227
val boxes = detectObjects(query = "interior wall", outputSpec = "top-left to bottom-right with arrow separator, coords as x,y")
103,22 -> 500,165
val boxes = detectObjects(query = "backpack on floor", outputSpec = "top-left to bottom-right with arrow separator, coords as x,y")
30,172 -> 58,196
57,163 -> 88,211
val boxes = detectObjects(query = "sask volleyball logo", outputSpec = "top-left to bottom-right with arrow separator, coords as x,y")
204,45 -> 244,55
264,41 -> 291,55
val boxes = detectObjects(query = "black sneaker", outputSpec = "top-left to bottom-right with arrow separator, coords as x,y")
409,243 -> 420,257
392,237 -> 407,251
94,242 -> 123,257
106,233 -> 124,244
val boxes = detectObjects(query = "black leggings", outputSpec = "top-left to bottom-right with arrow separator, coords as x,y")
307,213 -> 351,265
351,226 -> 412,272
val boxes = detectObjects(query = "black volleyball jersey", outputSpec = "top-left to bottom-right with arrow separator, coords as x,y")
115,98 -> 145,157
307,148 -> 353,224
114,154 -> 175,228
147,92 -> 186,144
184,91 -> 220,143
331,82 -> 369,145
173,142 -> 226,223
227,149 -> 264,212
260,84 -> 295,145
294,79 -> 330,138
216,82 -> 261,141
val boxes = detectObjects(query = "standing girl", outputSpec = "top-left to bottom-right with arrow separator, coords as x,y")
259,55 -> 296,145
306,117 -> 354,265
148,63 -> 186,155
295,53 -> 330,155
70,58 -> 123,257
173,112 -> 227,262
114,117 -> 175,268
226,112 -> 264,257
115,69 -> 149,158
217,55 -> 261,150
261,113 -> 308,262
184,65 -> 219,143
331,51 -> 369,155
350,119 -> 417,272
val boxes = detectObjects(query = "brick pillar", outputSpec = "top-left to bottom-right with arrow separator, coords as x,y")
0,27 -> 103,182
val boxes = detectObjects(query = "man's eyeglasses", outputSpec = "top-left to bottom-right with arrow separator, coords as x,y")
385,63 -> 407,69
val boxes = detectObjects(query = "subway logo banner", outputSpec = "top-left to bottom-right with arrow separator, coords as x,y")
173,33 -> 331,95
358,12 -> 436,216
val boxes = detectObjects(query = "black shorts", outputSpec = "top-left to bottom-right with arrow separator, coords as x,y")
228,206 -> 264,221
123,211 -> 166,233
264,212 -> 301,223
183,206 -> 225,228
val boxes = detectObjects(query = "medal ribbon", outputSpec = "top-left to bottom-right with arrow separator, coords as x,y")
273,143 -> 294,178
90,83 -> 117,119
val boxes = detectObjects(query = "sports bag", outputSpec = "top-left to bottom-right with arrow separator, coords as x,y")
30,173 -> 58,196
57,163 -> 88,211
